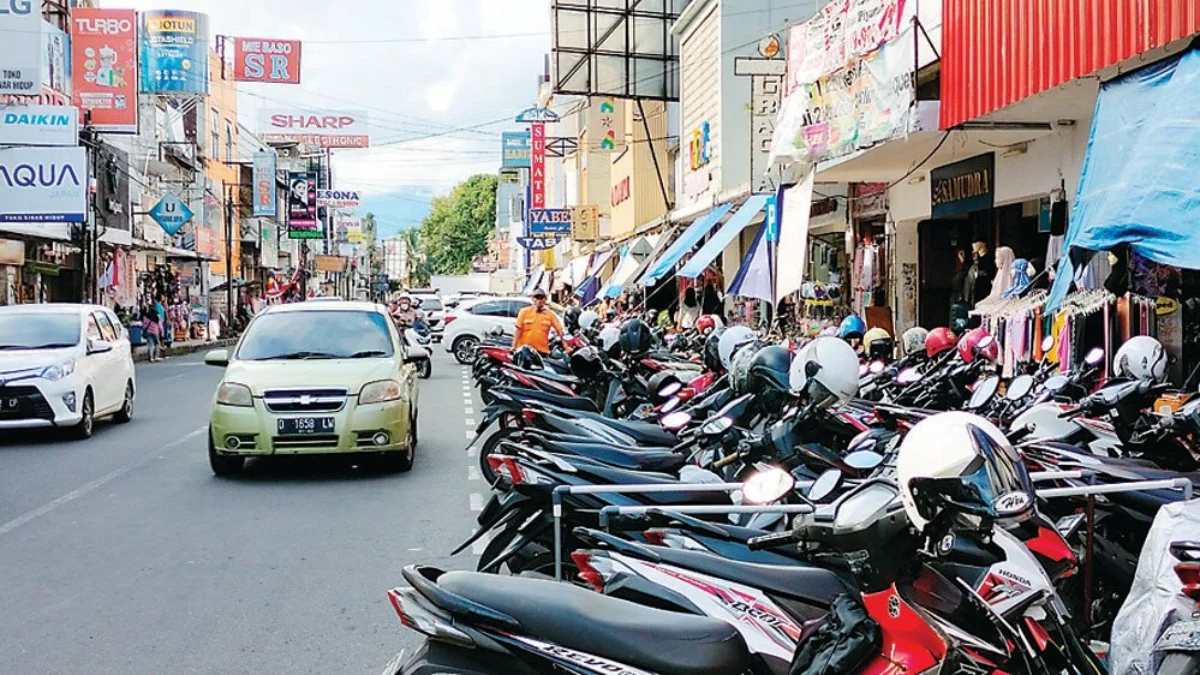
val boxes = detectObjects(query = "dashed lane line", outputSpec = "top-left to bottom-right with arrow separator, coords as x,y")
467,466 -> 481,481
469,493 -> 484,512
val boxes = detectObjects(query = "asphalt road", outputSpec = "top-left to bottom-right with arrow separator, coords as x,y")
0,347 -> 483,674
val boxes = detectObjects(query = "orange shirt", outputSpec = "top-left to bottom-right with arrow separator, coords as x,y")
513,306 -> 563,354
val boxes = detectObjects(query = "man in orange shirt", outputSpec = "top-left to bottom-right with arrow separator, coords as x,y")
513,288 -> 564,354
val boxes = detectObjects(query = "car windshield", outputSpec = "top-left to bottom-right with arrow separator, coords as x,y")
418,298 -> 442,311
237,310 -> 395,360
0,313 -> 81,350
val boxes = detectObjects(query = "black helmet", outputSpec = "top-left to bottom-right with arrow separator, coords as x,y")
564,306 -> 582,333
704,327 -> 726,374
569,346 -> 604,380
512,345 -> 544,371
619,319 -> 652,357
747,345 -> 793,413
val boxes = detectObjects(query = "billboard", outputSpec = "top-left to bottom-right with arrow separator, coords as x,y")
252,150 -> 276,217
286,172 -> 320,239
259,110 -> 370,148
587,97 -> 625,151
139,10 -> 209,94
71,8 -> 138,133
501,131 -> 531,168
233,37 -> 301,84
0,146 -> 88,222
334,215 -> 361,244
316,189 -> 360,208
0,105 -> 78,146
0,0 -> 41,94
42,20 -> 71,98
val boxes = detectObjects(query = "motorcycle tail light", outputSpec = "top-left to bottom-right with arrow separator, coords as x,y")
520,409 -> 537,425
643,529 -> 667,546
571,552 -> 616,593
387,588 -> 474,647
486,455 -> 526,485
678,387 -> 696,401
1174,562 -> 1200,606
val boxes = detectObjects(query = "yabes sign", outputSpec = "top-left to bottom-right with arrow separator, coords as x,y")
259,109 -> 370,148
233,38 -> 302,84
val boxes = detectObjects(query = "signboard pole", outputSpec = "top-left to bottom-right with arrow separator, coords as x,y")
225,181 -> 234,332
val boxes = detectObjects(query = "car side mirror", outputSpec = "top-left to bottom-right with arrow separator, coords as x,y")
204,349 -> 230,367
88,339 -> 114,355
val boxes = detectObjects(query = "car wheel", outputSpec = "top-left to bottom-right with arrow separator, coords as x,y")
114,381 -> 134,423
71,390 -> 94,440
378,419 -> 416,473
453,336 -> 480,365
209,432 -> 245,476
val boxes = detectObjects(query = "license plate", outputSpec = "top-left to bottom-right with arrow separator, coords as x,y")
277,417 -> 335,435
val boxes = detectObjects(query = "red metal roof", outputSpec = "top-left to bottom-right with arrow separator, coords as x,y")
941,0 -> 1200,129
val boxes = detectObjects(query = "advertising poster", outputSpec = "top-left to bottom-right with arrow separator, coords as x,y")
139,10 -> 209,94
71,8 -> 138,133
0,146 -> 88,222
233,38 -> 301,84
286,172 -> 319,239
0,105 -> 78,146
259,109 -> 370,148
501,131 -> 531,168
252,150 -> 276,217
0,1 -> 42,94
42,20 -> 71,98
316,189 -> 360,208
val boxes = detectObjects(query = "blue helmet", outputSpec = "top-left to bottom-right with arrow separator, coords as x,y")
837,314 -> 866,340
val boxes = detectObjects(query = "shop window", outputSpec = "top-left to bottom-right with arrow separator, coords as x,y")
225,120 -> 234,163
210,109 -> 220,158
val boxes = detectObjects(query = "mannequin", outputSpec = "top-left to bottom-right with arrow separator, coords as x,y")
987,246 -> 1016,300
964,240 -> 994,308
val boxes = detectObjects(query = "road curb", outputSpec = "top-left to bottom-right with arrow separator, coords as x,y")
134,338 -> 237,363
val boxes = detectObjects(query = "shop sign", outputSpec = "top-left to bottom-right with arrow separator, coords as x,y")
334,216 -> 361,244
233,37 -> 302,84
515,107 -> 560,123
71,8 -> 139,134
41,20 -> 70,98
611,176 -> 631,207
97,143 -> 131,234
528,208 -> 572,235
0,146 -> 87,222
1156,297 -> 1181,316
316,189 -> 360,208
313,255 -> 347,273
148,191 -> 193,235
689,121 -> 711,171
259,109 -> 370,148
0,0 -> 41,95
139,10 -> 210,94
587,97 -> 625,152
517,235 -> 563,251
286,172 -> 320,239
501,131 -> 531,168
252,150 -> 276,217
784,0 -> 914,94
931,153 -> 995,218
571,205 -> 600,242
530,123 -> 546,209
0,238 -> 23,265
0,105 -> 78,146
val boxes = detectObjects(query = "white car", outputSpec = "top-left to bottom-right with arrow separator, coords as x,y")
443,297 -> 565,364
0,304 -> 136,439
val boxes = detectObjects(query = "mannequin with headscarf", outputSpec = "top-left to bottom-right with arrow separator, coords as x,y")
1003,258 -> 1034,297
986,246 -> 1016,301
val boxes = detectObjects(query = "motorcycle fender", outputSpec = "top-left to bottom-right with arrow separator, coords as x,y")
480,511 -> 555,574
476,506 -> 545,572
451,492 -> 530,555
1154,619 -> 1200,654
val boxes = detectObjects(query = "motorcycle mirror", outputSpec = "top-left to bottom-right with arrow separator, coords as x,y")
700,416 -> 733,436
661,411 -> 693,431
658,382 -> 683,398
869,360 -> 885,374
1041,335 -> 1055,353
742,468 -> 796,504
1007,374 -> 1035,401
896,368 -> 922,385
977,335 -> 995,350
1084,347 -> 1105,366
660,397 -> 681,413
808,469 -> 842,502
966,376 -> 999,410
843,450 -> 884,470
1044,374 -> 1069,392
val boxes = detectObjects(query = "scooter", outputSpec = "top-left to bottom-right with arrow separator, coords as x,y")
405,328 -> 432,380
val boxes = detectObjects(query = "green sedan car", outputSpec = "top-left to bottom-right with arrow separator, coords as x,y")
204,301 -> 421,476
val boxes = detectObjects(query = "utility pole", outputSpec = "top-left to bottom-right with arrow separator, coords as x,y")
224,181 -> 234,332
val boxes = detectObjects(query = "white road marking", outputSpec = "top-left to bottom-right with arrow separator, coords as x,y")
464,419 -> 475,426
471,533 -> 493,556
467,466 -> 481,481
467,446 -> 478,458
0,426 -> 207,539
465,431 -> 475,440
160,373 -> 188,382
469,493 -> 484,512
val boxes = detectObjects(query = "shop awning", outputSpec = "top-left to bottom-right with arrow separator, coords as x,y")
522,265 -> 544,296
600,235 -> 659,299
677,194 -> 770,279
1048,47 -> 1200,310
639,202 -> 734,286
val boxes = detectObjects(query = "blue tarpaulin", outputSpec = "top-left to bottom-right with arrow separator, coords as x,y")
1048,47 -> 1200,310
678,194 -> 770,279
727,222 -> 773,303
639,202 -> 734,286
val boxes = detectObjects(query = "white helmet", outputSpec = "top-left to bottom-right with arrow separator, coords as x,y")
579,310 -> 600,331
730,340 -> 767,395
598,323 -> 621,355
718,326 -> 757,370
1113,335 -> 1167,383
897,411 -> 1036,533
788,337 -> 859,408
901,327 -> 929,356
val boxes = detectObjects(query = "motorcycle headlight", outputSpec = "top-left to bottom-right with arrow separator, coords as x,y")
216,382 -> 254,407
360,380 -> 402,404
40,358 -> 76,381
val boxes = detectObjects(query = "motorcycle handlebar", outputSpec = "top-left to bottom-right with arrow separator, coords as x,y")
747,531 -> 797,551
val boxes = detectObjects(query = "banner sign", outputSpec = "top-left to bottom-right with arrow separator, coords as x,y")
0,0 -> 41,94
334,216 -> 362,244
71,8 -> 139,133
0,106 -> 78,146
233,37 -> 301,84
530,123 -> 546,209
42,20 -> 70,98
139,10 -> 209,94
501,131 -> 531,168
587,97 -> 625,151
517,235 -> 564,251
931,153 -> 995,218
528,208 -> 572,235
316,189 -> 360,208
0,146 -> 87,222
252,150 -> 276,217
259,110 -> 370,148
785,0 -> 913,95
286,172 -> 320,239
313,255 -> 347,273
571,205 -> 600,242
148,191 -> 193,235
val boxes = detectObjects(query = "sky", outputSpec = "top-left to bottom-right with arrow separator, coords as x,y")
120,0 -> 553,238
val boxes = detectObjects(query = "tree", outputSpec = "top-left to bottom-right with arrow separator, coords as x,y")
418,174 -> 497,274
401,227 -> 431,288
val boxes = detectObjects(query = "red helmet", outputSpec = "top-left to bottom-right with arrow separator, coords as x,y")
957,327 -> 999,363
696,315 -> 717,335
925,327 -> 958,358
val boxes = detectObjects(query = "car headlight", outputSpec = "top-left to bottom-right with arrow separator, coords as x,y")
40,358 -> 76,381
216,382 -> 254,407
360,380 -> 402,404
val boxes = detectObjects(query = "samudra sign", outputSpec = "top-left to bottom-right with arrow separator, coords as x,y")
0,147 -> 88,222
258,109 -> 370,148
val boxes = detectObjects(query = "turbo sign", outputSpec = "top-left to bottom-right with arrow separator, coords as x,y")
259,109 -> 370,148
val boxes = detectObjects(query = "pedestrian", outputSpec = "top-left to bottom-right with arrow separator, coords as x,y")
513,288 -> 563,355
678,287 -> 700,329
155,294 -> 171,348
142,305 -> 162,362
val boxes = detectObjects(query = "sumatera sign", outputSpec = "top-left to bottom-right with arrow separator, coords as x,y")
931,153 -> 995,218
233,38 -> 302,84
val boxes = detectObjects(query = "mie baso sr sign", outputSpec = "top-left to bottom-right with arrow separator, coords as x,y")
931,153 -> 995,219
259,109 -> 370,148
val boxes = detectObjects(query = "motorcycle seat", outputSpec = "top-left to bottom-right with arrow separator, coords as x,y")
566,410 -> 680,446
438,571 -> 751,675
650,546 -> 854,608
569,461 -> 730,505
537,439 -> 686,473
503,386 -> 600,413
